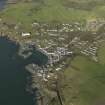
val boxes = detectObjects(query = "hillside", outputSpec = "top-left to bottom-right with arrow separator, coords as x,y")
1,0 -> 105,24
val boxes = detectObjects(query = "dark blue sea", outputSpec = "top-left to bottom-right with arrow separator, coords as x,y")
0,37 -> 48,105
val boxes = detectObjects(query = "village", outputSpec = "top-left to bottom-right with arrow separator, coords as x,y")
0,18 -> 105,82
1,16 -> 105,105
2,18 -> 102,105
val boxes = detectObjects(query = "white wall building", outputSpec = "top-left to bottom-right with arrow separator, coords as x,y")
22,32 -> 31,37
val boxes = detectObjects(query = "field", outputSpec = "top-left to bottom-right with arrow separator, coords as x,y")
51,54 -> 105,105
98,42 -> 105,65
1,0 -> 105,25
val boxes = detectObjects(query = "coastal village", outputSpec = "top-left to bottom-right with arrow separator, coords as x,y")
1,0 -> 105,105
22,19 -> 105,105
2,18 -> 103,104
0,8 -> 105,103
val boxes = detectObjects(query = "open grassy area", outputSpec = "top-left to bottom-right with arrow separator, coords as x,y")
53,56 -> 105,105
63,0 -> 105,11
98,42 -> 105,65
0,2 -> 87,23
1,0 -> 105,25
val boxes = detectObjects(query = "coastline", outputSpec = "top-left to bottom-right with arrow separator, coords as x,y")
0,35 -> 50,105
0,36 -> 35,105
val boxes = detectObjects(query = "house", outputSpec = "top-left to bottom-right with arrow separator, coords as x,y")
22,32 -> 31,37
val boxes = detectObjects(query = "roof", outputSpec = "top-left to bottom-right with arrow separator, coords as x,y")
22,32 -> 31,37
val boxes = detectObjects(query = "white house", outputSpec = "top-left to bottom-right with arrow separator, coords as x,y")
22,32 -> 31,37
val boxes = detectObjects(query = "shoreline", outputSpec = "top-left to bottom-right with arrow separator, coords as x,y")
0,35 -> 19,45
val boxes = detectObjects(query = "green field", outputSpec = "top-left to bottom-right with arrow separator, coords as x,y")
1,0 -> 105,24
98,42 -> 105,65
52,55 -> 105,105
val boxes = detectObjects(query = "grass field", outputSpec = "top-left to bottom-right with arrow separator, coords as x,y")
1,0 -> 105,25
98,42 -> 105,65
54,56 -> 105,105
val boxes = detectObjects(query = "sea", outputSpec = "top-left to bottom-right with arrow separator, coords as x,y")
0,36 -> 48,105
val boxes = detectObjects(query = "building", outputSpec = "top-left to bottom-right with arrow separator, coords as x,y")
22,32 -> 31,37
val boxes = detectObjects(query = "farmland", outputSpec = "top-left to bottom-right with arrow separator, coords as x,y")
1,0 -> 105,24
